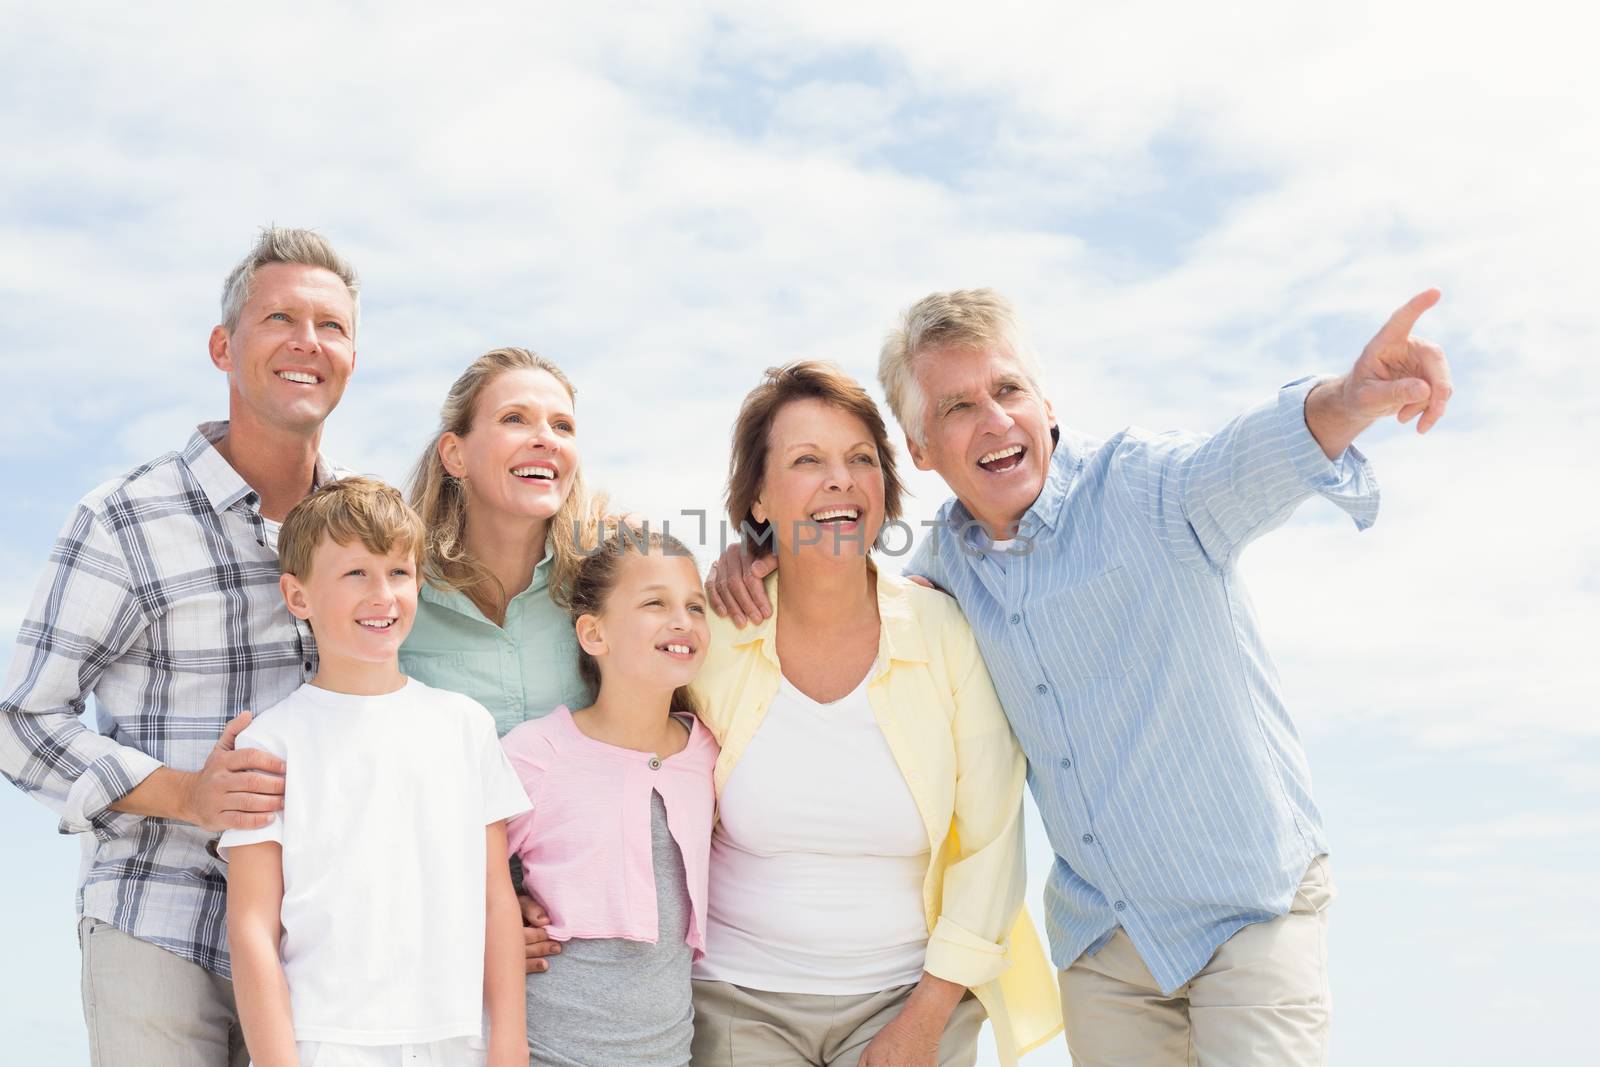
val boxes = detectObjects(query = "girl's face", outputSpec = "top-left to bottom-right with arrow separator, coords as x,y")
753,398 -> 886,562
438,367 -> 579,529
577,552 -> 709,692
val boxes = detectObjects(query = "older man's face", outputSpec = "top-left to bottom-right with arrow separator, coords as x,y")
906,344 -> 1055,539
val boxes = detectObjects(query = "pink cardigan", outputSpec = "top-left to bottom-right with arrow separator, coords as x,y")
501,706 -> 718,958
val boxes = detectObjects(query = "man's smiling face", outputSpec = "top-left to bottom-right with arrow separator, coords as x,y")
906,343 -> 1055,539
209,261 -> 357,434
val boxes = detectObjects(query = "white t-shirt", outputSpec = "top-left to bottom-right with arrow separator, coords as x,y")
695,675 -> 931,994
219,678 -> 531,1045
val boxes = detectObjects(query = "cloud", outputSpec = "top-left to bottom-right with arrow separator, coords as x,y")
2,7 -> 1596,1064
3,4 -> 1595,753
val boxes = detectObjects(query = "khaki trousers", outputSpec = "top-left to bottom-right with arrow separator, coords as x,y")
1058,855 -> 1334,1067
691,979 -> 986,1067
79,917 -> 249,1067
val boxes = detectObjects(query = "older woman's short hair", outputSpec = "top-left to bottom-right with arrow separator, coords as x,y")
726,361 -> 906,552
878,288 -> 1048,446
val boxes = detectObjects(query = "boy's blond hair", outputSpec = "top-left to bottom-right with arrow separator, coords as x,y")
278,477 -> 426,578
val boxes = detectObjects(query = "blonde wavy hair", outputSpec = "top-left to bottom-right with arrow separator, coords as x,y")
408,347 -> 604,623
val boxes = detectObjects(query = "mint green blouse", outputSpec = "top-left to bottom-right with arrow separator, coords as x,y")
399,547 -> 593,737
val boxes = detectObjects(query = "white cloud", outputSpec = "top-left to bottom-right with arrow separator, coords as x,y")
1,3 -> 1593,742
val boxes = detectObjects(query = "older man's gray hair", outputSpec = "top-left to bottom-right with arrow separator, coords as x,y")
878,287 -> 1047,447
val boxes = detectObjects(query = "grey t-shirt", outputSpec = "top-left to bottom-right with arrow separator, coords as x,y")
525,790 -> 693,1067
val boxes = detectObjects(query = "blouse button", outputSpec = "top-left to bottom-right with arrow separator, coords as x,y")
648,757 -> 662,770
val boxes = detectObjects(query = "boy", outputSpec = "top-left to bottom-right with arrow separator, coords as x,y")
221,477 -> 530,1067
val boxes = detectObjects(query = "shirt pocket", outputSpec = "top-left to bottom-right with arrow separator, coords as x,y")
1038,566 -> 1139,682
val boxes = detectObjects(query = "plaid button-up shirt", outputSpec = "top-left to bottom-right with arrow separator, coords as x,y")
1,421 -> 333,978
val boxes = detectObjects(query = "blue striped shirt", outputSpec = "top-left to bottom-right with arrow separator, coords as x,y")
907,376 -> 1377,993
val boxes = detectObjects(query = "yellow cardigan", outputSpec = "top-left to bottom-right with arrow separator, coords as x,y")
691,568 -> 1063,1064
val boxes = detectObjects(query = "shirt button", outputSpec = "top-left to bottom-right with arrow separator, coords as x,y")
1009,613 -> 1021,625
1114,900 -> 1127,912
303,661 -> 313,671
1035,683 -> 1048,694
1082,832 -> 1094,845
648,757 -> 662,770
1059,757 -> 1071,769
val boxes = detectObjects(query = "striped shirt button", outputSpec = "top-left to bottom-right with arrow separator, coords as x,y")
1114,900 -> 1127,912
1035,683 -> 1048,694
1009,613 -> 1021,624
1082,832 -> 1094,844
1059,757 -> 1071,769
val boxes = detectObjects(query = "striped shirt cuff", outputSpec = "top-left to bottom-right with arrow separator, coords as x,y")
59,746 -> 163,838
924,914 -> 1011,990
1277,376 -> 1381,531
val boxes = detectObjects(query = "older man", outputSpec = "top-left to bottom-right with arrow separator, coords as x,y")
0,227 -> 359,1066
708,287 -> 1450,1065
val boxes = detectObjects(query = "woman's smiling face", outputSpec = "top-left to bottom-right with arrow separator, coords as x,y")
754,398 -> 887,563
439,367 -> 579,528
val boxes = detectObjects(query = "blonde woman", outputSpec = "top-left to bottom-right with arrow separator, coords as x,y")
402,346 -> 604,975
402,347 -> 600,729
689,362 -> 1061,1067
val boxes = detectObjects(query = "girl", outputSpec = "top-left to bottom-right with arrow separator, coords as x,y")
500,527 -> 718,1067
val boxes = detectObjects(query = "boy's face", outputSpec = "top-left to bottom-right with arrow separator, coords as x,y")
280,537 -> 419,665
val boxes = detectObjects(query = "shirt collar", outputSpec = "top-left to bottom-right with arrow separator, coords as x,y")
180,420 -> 338,516
1024,429 -> 1088,533
729,563 -> 929,670
419,539 -> 557,619
940,426 -> 1086,545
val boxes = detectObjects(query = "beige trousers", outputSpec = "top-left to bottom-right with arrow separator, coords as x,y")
79,917 -> 249,1067
1058,855 -> 1334,1067
691,979 -> 986,1067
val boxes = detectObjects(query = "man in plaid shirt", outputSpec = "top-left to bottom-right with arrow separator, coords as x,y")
1,226 -> 360,1066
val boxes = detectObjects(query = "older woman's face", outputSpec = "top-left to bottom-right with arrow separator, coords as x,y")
753,398 -> 886,562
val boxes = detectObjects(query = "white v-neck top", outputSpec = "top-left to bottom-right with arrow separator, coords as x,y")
695,671 -> 931,993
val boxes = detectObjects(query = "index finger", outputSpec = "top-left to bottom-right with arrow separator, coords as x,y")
225,747 -> 287,776
1381,288 -> 1441,341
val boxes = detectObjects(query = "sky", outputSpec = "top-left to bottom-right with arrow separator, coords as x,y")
2,2 -> 1596,1062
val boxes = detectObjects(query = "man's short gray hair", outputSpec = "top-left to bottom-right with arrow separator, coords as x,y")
878,288 -> 1046,446
220,226 -> 360,333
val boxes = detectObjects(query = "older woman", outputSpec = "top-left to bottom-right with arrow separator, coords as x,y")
690,362 -> 1061,1067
